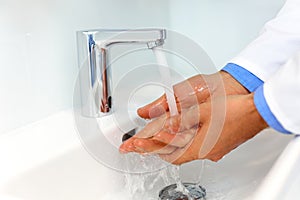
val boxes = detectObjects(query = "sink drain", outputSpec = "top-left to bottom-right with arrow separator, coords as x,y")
159,183 -> 206,200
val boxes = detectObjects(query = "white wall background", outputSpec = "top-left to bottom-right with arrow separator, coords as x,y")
168,0 -> 286,67
0,0 -> 170,134
0,0 -> 286,135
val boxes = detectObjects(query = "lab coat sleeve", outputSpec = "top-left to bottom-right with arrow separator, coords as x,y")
222,0 -> 300,134
230,0 -> 300,82
222,63 -> 292,134
256,53 -> 300,134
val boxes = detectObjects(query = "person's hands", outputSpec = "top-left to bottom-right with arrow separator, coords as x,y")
137,71 -> 249,119
120,94 -> 268,165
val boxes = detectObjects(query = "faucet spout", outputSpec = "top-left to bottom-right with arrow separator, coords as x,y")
77,29 -> 166,117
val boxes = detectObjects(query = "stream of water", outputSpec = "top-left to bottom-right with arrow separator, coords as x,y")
153,47 -> 195,199
113,47 -> 205,200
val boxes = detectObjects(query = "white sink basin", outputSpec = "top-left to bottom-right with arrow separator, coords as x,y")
0,110 -> 295,200
0,111 -> 125,200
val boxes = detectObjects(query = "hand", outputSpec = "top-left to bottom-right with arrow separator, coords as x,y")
137,71 -> 249,119
120,94 -> 268,165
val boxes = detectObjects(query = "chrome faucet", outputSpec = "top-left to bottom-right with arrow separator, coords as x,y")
76,29 -> 166,117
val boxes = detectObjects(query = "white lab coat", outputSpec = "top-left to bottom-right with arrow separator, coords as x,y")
231,0 -> 300,134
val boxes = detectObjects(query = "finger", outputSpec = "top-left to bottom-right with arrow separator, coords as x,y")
133,138 -> 177,154
158,137 -> 200,165
136,85 -> 194,120
137,75 -> 212,120
159,147 -> 193,165
163,105 -> 204,133
133,114 -> 168,139
120,137 -> 151,154
130,103 -> 208,149
159,124 -> 209,165
133,111 -> 187,141
138,94 -> 182,119
138,106 -> 202,136
153,128 -> 197,148
137,77 -> 198,120
137,95 -> 168,119
174,75 -> 211,108
154,145 -> 177,155
119,138 -> 137,153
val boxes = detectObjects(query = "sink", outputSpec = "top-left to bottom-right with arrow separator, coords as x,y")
0,111 -> 124,200
0,107 -> 294,200
0,70 -> 296,199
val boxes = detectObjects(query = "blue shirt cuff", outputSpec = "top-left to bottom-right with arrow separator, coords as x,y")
254,85 -> 291,134
222,63 -> 264,92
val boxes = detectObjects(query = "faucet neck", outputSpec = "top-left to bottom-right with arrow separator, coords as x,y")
77,29 -> 166,117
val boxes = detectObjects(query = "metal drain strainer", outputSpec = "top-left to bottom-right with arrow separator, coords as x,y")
159,183 -> 206,200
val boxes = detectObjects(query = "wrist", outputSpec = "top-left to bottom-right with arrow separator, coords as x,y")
220,70 -> 250,96
222,63 -> 264,92
247,93 -> 269,131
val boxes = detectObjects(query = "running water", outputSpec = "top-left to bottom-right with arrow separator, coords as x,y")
118,47 -> 205,200
119,154 -> 176,200
152,47 -> 178,116
153,47 -> 206,200
153,47 -> 193,199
